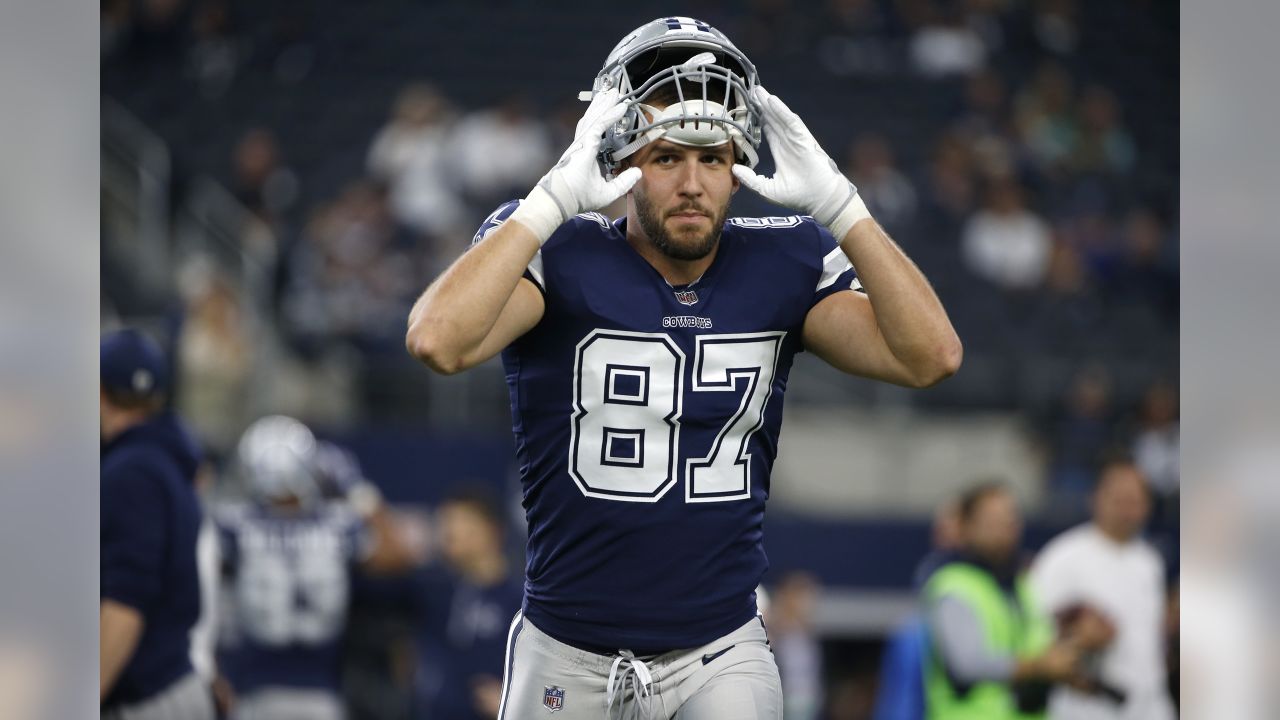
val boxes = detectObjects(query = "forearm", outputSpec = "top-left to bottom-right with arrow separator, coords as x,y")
1011,655 -> 1059,683
100,600 -> 144,701
406,218 -> 542,373
838,217 -> 961,385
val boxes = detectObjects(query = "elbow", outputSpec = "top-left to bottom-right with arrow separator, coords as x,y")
910,334 -> 963,388
405,325 -> 465,376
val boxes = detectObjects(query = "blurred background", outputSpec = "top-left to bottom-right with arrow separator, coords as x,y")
100,0 -> 1177,718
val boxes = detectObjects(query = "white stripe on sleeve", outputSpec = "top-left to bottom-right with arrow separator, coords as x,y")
815,247 -> 855,292
527,251 -> 545,291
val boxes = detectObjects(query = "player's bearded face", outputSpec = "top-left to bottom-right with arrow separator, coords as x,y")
631,144 -> 735,262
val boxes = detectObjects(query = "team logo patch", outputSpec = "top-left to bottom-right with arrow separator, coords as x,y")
543,685 -> 565,712
673,289 -> 699,306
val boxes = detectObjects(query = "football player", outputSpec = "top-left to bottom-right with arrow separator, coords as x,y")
406,16 -> 961,720
213,416 -> 414,720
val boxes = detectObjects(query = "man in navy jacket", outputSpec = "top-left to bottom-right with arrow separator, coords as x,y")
100,328 -> 213,719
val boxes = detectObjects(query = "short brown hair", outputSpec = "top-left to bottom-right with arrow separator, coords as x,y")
957,479 -> 1010,524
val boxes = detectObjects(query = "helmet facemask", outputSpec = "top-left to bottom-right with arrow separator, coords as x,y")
586,20 -> 762,174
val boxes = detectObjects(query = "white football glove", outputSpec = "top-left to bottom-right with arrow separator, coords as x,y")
509,90 -> 643,242
732,87 -> 872,240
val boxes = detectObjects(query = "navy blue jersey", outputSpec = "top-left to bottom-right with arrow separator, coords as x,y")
100,412 -> 204,708
475,203 -> 860,652
214,502 -> 370,693
414,567 -> 524,720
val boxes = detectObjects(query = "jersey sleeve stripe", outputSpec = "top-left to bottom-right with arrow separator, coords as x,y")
527,252 -> 546,291
815,247 -> 855,292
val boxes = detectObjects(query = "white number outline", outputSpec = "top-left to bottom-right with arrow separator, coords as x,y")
728,215 -> 805,229
568,330 -> 686,502
568,329 -> 785,504
236,541 -> 350,646
685,332 -> 786,503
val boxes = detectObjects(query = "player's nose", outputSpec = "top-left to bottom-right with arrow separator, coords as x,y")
676,163 -> 706,197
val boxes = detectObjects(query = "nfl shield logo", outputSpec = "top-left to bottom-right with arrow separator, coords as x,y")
673,289 -> 699,306
543,685 -> 565,713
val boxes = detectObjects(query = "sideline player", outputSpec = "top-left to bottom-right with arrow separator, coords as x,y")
406,17 -> 962,720
214,416 -> 415,720
101,328 -> 214,719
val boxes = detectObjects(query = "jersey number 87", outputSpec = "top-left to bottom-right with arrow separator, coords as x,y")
569,329 -> 784,504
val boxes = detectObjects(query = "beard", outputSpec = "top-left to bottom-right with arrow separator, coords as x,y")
635,190 -> 727,262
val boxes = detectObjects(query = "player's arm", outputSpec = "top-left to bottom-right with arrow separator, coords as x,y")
406,90 -> 641,374
100,599 -> 144,701
733,87 -> 961,387
803,219 -> 961,387
406,225 -> 546,375
930,593 -> 1082,685
1027,542 -> 1074,615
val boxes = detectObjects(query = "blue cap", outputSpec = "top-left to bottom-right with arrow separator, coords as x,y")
101,328 -> 170,396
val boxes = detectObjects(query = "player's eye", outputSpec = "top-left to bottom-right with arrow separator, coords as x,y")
654,154 -> 678,165
701,154 -> 726,165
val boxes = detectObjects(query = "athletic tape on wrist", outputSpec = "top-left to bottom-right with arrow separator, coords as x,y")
824,191 -> 873,240
510,185 -> 567,244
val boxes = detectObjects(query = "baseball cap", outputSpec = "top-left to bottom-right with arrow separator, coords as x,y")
100,328 -> 170,397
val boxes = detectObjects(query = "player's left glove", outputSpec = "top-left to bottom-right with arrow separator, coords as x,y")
509,89 -> 643,243
731,87 -> 872,240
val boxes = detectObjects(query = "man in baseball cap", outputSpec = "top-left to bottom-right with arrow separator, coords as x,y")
100,328 -> 213,719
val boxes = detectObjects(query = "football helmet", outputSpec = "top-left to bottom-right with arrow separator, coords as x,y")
583,16 -> 762,172
235,415 -> 320,507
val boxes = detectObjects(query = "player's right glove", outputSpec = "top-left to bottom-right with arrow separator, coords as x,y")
509,90 -> 643,243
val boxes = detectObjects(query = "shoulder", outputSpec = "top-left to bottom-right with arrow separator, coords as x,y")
726,215 -> 847,270
726,215 -> 862,297
101,445 -> 173,500
1134,540 -> 1167,571
924,561 -> 991,600
471,201 -> 616,248
211,503 -> 258,549
212,501 -> 252,528
471,200 -> 524,245
318,501 -> 365,533
1035,525 -> 1095,564
543,211 -> 618,253
725,214 -> 825,254
103,423 -> 200,485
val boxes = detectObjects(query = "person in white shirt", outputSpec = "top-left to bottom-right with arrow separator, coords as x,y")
1029,460 -> 1175,720
961,177 -> 1053,290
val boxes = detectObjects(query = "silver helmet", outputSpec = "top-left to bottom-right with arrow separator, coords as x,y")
235,415 -> 320,507
583,16 -> 762,173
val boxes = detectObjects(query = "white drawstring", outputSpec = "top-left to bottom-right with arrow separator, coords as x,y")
605,650 -> 656,720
